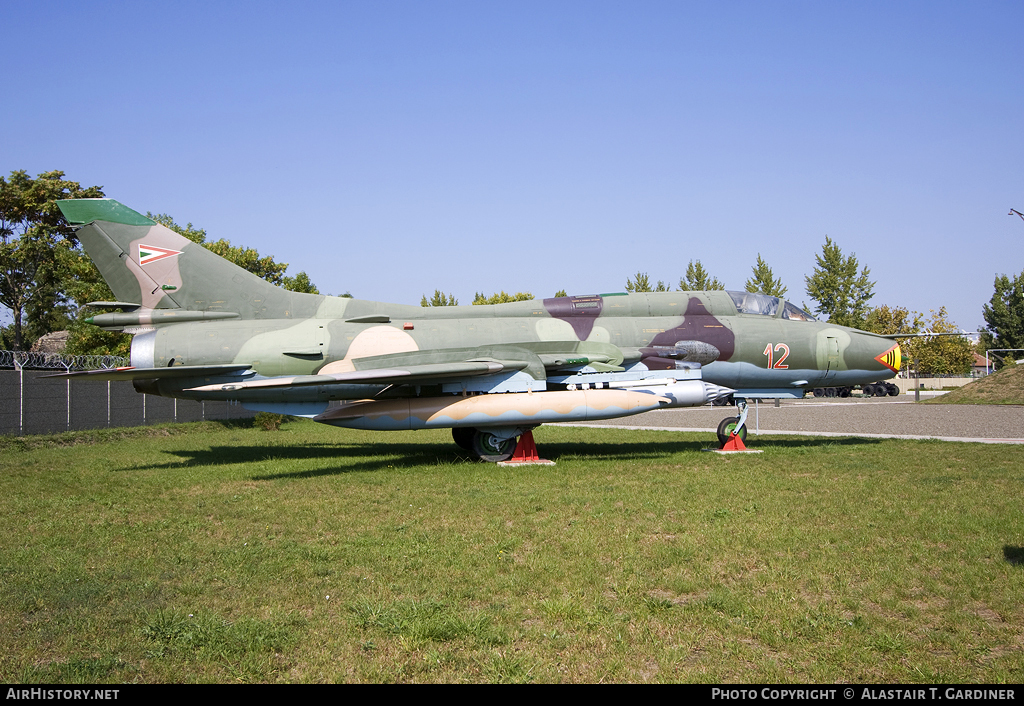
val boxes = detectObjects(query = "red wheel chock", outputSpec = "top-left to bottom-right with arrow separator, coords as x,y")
497,430 -> 555,466
720,432 -> 748,452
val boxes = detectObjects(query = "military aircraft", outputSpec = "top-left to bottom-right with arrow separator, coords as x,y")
52,198 -> 902,461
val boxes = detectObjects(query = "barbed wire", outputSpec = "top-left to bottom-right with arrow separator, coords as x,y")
0,350 -> 129,371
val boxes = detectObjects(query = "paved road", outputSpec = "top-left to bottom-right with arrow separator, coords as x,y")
567,396 -> 1024,444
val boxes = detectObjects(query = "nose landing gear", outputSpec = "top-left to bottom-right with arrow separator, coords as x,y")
717,399 -> 751,451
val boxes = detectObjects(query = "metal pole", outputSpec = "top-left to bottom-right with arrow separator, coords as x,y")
914,359 -> 920,402
106,381 -> 111,427
65,362 -> 72,431
16,355 -> 23,436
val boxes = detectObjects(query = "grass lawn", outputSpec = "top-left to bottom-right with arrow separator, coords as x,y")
2,420 -> 1023,683
930,363 -> 1024,405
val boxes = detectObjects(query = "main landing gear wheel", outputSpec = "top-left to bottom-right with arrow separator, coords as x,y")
452,427 -> 475,451
470,430 -> 518,463
716,417 -> 748,447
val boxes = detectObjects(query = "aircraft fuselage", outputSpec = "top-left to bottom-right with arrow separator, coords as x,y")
128,290 -> 899,403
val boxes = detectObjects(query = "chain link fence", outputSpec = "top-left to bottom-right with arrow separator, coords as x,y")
1,350 -> 251,436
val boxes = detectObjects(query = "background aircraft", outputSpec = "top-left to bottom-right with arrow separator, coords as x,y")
53,199 -> 901,461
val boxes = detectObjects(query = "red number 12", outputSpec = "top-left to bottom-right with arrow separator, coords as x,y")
762,343 -> 790,369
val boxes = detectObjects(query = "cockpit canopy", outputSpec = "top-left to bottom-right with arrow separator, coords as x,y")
728,291 -> 816,321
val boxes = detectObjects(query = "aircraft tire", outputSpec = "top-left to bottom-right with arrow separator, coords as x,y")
873,385 -> 888,397
886,383 -> 899,396
471,430 -> 518,463
452,427 -> 475,451
862,384 -> 875,396
716,417 -> 748,446
813,388 -> 825,398
839,387 -> 851,398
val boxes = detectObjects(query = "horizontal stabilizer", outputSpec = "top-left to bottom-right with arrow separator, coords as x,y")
42,364 -> 253,381
87,310 -> 241,329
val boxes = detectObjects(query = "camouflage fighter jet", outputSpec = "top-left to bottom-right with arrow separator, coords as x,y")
53,199 -> 902,461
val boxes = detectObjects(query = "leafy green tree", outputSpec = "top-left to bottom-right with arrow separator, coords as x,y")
625,272 -> 668,292
421,290 -> 458,306
282,271 -> 319,294
864,305 -> 922,336
0,170 -> 104,349
980,271 -> 1024,368
679,260 -> 724,291
744,254 -> 787,297
553,289 -> 567,298
914,308 -> 974,375
804,236 -> 875,328
472,291 -> 534,305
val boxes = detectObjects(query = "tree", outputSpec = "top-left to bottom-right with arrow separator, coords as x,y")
0,170 -> 104,349
553,289 -> 567,298
679,260 -> 724,291
421,290 -> 458,306
865,304 -> 973,375
744,254 -> 787,297
980,271 -> 1024,367
864,304 -> 923,337
804,236 -> 875,328
625,272 -> 668,292
912,308 -> 974,375
282,271 -> 319,294
472,291 -> 534,305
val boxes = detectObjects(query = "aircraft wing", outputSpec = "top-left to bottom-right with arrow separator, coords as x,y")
185,360 -> 527,392
51,341 -> 707,398
184,343 -> 626,394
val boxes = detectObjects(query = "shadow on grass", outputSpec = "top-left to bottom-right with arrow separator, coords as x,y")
123,434 -> 883,479
1003,545 -> 1024,565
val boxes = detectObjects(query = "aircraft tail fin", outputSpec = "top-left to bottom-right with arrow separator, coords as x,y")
58,199 -> 320,319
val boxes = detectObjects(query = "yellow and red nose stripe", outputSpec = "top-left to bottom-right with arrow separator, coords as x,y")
875,343 -> 902,373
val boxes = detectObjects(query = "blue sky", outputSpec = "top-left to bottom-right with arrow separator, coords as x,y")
4,1 -> 1022,331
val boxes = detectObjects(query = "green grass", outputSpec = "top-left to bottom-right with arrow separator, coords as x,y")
2,419 -> 1024,682
929,363 -> 1024,405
